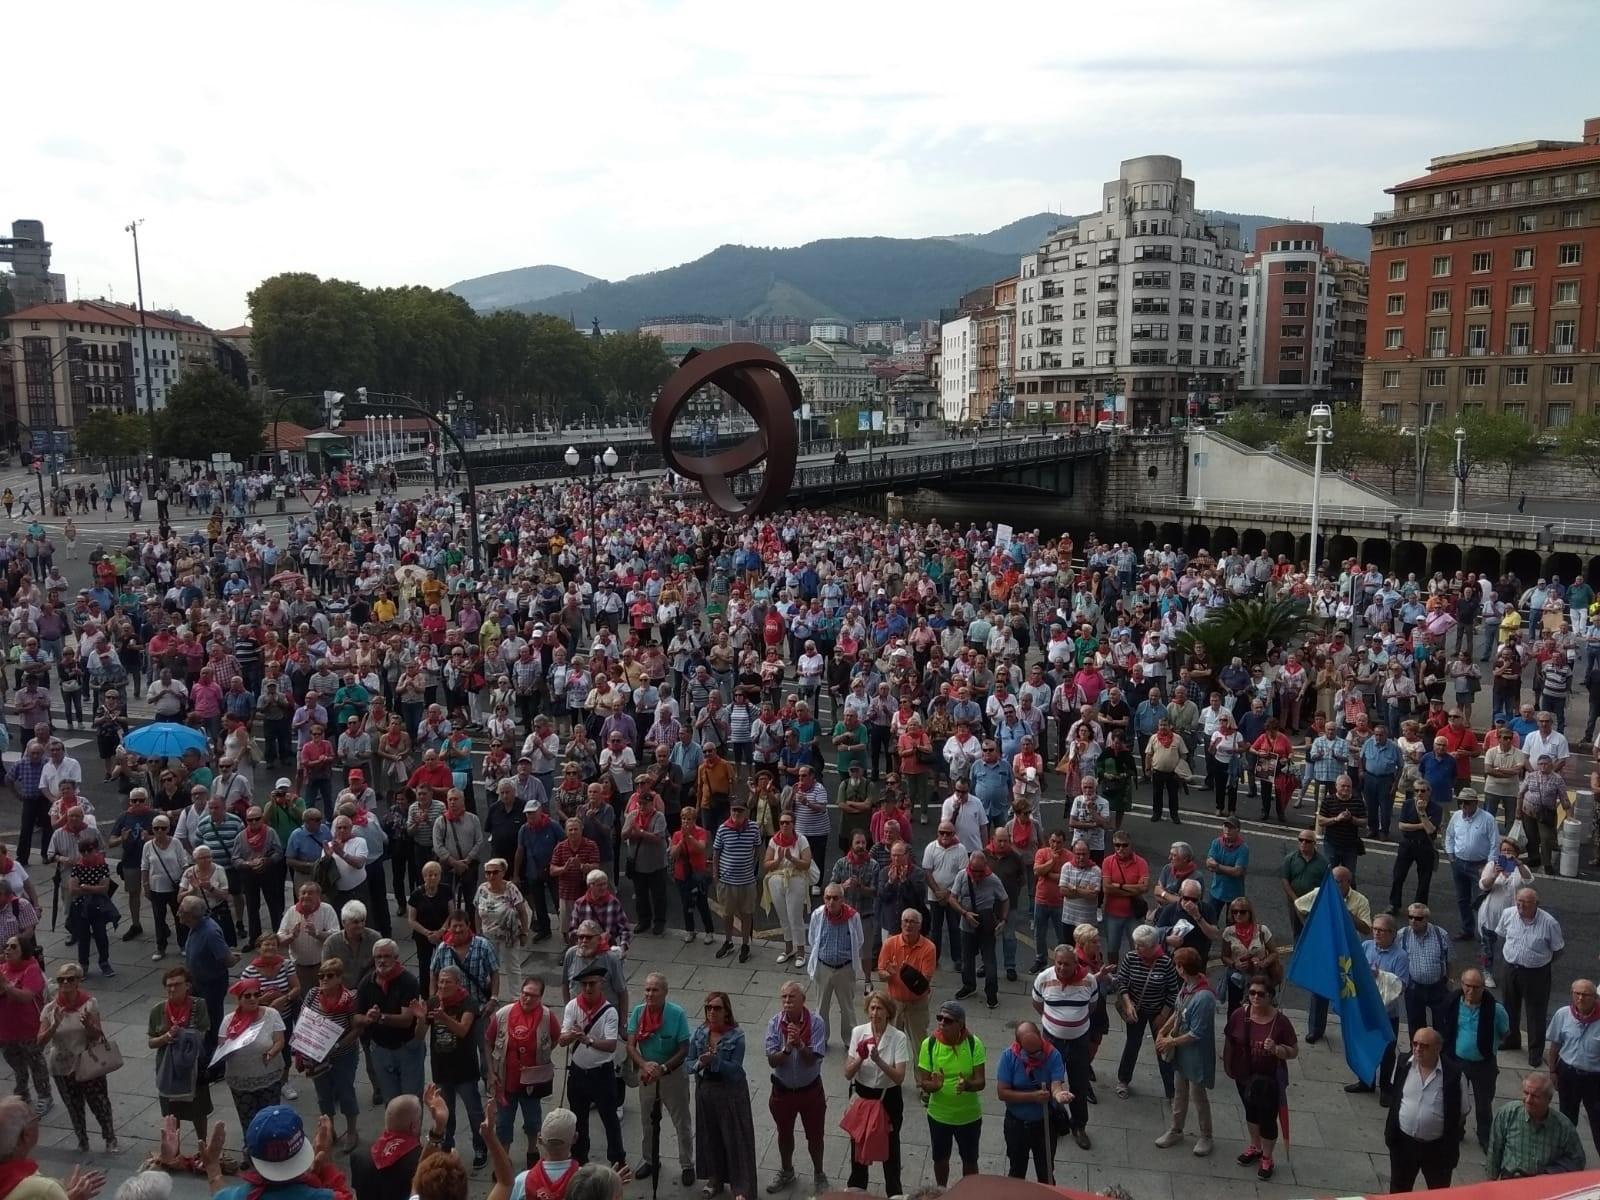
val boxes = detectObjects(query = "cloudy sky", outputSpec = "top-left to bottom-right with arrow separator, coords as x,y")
8,0 -> 1597,327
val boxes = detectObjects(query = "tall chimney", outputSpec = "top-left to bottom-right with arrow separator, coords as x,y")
1584,117 -> 1600,145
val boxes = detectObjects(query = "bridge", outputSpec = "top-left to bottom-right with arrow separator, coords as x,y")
1118,496 -> 1600,585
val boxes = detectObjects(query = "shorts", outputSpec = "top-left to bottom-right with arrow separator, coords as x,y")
768,1078 -> 826,1141
717,881 -> 757,917
927,1115 -> 982,1163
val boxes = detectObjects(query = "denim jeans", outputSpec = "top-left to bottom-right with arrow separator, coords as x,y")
439,1079 -> 487,1152
1451,858 -> 1487,936
1031,906 -> 1066,967
1103,913 -> 1136,961
496,1091 -> 542,1151
370,1039 -> 426,1104
312,1050 -> 360,1119
999,904 -> 1019,972
927,904 -> 963,969
1116,1011 -> 1175,1098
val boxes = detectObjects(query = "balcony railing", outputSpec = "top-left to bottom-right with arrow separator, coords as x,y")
1427,347 -> 1449,358
1553,343 -> 1576,354
1509,344 -> 1532,355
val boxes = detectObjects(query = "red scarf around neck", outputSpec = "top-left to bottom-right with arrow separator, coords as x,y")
1572,1003 -> 1600,1026
77,851 -> 106,870
244,823 -> 270,851
449,929 -> 474,949
824,903 -> 857,925
772,827 -> 797,848
1009,1040 -> 1050,1074
781,1007 -> 815,1042
845,848 -> 870,868
0,1159 -> 41,1200
224,1004 -> 263,1042
53,987 -> 88,1013
634,1003 -> 666,1042
576,989 -> 608,1018
1232,921 -> 1258,948
369,1130 -> 419,1171
297,899 -> 320,917
165,997 -> 194,1031
374,961 -> 407,994
1154,730 -> 1175,748
317,984 -> 355,1016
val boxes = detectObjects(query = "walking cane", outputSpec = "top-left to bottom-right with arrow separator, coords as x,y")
649,1090 -> 663,1200
1040,1082 -> 1054,1185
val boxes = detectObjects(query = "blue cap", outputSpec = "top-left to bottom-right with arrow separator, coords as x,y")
245,1105 -> 314,1182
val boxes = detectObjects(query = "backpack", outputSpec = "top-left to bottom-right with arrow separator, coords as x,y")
312,854 -> 340,896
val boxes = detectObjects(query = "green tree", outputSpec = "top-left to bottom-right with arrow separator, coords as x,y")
591,330 -> 674,415
75,411 -> 149,482
248,273 -> 377,394
1173,597 -> 1315,665
156,366 -> 264,463
524,316 -> 600,426
1557,412 -> 1600,483
1275,406 -> 1374,474
1437,411 -> 1539,501
1359,417 -> 1417,494
1214,408 -> 1289,450
366,285 -> 482,406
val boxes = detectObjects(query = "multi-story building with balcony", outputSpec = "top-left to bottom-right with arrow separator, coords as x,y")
1013,155 -> 1244,427
1238,223 -> 1367,411
1363,115 -> 1600,431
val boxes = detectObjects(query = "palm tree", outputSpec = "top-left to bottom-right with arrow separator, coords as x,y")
1173,596 -> 1315,665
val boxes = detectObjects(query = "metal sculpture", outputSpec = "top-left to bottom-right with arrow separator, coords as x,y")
649,343 -> 802,516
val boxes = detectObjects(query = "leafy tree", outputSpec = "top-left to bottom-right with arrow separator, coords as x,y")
1275,405 -> 1373,474
75,411 -> 149,482
1359,418 -> 1417,493
1214,408 -> 1288,450
1173,597 -> 1315,665
248,273 -> 377,394
591,331 -> 673,415
366,285 -> 482,406
1557,412 -> 1600,483
1436,411 -> 1539,501
524,316 -> 600,426
156,366 -> 263,464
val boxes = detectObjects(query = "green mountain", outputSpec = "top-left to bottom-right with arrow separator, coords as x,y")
513,238 -> 1016,327
455,209 -> 1372,327
944,211 -> 1372,260
446,264 -> 601,311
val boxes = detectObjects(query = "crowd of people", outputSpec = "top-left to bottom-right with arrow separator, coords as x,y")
0,468 -> 1592,1200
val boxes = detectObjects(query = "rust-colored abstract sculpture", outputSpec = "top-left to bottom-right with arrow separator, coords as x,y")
649,343 -> 802,516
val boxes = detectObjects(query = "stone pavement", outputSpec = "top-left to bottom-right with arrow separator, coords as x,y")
17,905 -> 1556,1200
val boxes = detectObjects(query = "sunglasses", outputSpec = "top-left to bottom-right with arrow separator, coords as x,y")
935,1014 -> 957,1024
1247,989 -> 1269,998
319,971 -> 342,979
704,1002 -> 725,1011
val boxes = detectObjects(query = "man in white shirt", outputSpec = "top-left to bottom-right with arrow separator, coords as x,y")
1496,886 -> 1565,1068
559,963 -> 625,1167
39,741 -> 81,807
1387,1027 -> 1470,1191
278,880 -> 339,993
145,668 -> 189,720
921,823 -> 970,969
1519,713 -> 1570,775
322,813 -> 370,909
940,780 -> 987,852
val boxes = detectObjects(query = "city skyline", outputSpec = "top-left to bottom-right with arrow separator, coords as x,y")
6,0 -> 1597,327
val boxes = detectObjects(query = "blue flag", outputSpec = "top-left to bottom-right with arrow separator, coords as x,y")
1286,881 -> 1395,1085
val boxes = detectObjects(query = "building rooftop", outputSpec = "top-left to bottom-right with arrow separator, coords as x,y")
1390,119 -> 1600,191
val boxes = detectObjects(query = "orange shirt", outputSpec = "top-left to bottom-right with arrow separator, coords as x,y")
878,932 -> 937,1006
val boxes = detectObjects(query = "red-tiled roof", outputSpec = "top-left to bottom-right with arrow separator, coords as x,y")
263,421 -> 314,452
216,325 -> 253,338
1389,143 -> 1600,192
6,301 -> 138,327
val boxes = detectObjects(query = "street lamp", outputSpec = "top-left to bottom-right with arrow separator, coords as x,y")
565,444 -> 618,584
1449,426 -> 1467,527
1306,403 -> 1334,579
1192,422 -> 1206,511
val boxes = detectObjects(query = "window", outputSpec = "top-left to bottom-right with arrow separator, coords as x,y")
1278,369 -> 1303,384
1392,230 -> 1409,246
1562,209 -> 1582,228
1282,279 -> 1308,295
1559,243 -> 1582,265
1464,367 -> 1487,387
1517,214 -> 1536,232
1466,324 -> 1488,352
1072,302 -> 1087,319
1512,248 -> 1535,269
1379,403 -> 1400,423
1425,368 -> 1447,387
1128,323 -> 1168,341
1552,319 -> 1577,350
1388,260 -> 1407,281
1382,370 -> 1401,389
1095,325 -> 1116,342
1280,324 -> 1305,338
1502,402 -> 1527,420
1509,283 -> 1534,306
1431,255 -> 1452,277
1429,290 -> 1450,312
1384,328 -> 1404,349
1555,280 -> 1580,304
1548,402 -> 1573,429
1469,286 -> 1490,308
1177,324 -> 1194,341
1503,366 -> 1529,386
1474,219 -> 1492,237
1508,321 -> 1532,349
1435,225 -> 1453,242
1550,365 -> 1576,385
1471,251 -> 1491,272
1386,294 -> 1405,315
1281,302 -> 1306,316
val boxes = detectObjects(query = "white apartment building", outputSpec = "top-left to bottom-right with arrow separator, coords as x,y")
1013,155 -> 1244,426
938,315 -> 976,422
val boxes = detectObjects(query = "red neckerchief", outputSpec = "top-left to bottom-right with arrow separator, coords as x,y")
449,929 -> 473,949
1154,730 -> 1175,747
635,1003 -> 666,1041
1232,921 -> 1257,948
1009,1040 -> 1050,1074
374,961 -> 406,994
350,810 -> 371,827
532,812 -> 551,829
0,855 -> 13,876
165,997 -> 193,1031
53,988 -> 88,1013
772,827 -> 797,848
576,989 -> 608,1018
369,1130 -> 419,1171
77,851 -> 106,870
244,823 -> 270,851
297,899 -> 320,917
846,847 -> 870,868
781,1007 -> 814,1043
824,903 -> 857,925
1573,1004 -> 1600,1026
223,1004 -> 263,1042
965,865 -> 990,885
1054,959 -> 1087,987
1182,975 -> 1214,996
316,984 -> 355,1016
446,807 -> 464,822
0,1158 -> 41,1200
1170,860 -> 1197,880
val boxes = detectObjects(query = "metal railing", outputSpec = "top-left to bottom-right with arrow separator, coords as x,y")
1138,496 -> 1600,540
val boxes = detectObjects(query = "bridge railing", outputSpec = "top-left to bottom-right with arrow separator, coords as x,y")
734,431 -> 1112,496
1150,497 -> 1600,540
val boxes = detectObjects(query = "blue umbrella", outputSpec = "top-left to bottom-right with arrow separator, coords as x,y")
122,721 -> 209,759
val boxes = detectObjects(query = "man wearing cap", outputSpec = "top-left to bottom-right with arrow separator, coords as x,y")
915,999 -> 986,1186
711,800 -> 760,964
207,1104 -> 350,1200
560,962 -> 626,1170
1442,786 -> 1496,939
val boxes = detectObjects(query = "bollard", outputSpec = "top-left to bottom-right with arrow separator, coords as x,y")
1560,817 -> 1583,878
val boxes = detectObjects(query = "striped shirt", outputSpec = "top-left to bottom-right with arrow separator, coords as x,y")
792,781 -> 831,840
728,703 -> 755,744
196,813 -> 245,868
1032,967 -> 1099,1041
1057,862 -> 1101,927
712,821 -> 762,886
1111,950 -> 1181,1017
1398,922 -> 1452,986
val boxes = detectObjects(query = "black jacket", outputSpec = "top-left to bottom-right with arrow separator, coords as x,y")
1384,1055 -> 1465,1170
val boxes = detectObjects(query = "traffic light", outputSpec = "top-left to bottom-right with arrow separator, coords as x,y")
324,390 -> 345,427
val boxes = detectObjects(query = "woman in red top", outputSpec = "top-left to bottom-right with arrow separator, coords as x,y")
1222,974 -> 1297,1181
1248,718 -> 1295,823
670,806 -> 716,944
896,715 -> 933,824
0,935 -> 47,1112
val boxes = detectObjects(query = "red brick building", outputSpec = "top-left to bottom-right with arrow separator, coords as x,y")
1363,116 -> 1600,431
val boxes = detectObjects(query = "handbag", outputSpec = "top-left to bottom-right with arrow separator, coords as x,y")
1507,818 -> 1528,851
75,1033 -> 125,1082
